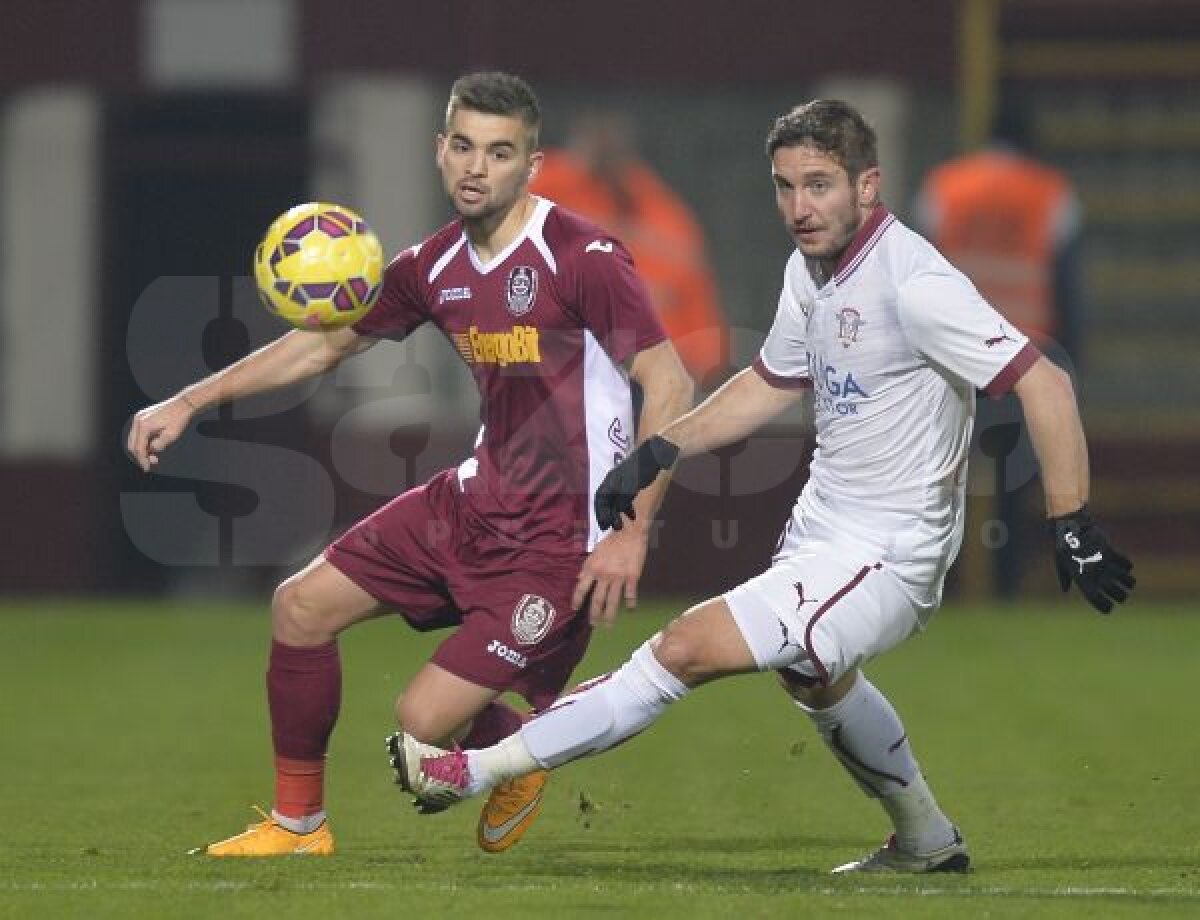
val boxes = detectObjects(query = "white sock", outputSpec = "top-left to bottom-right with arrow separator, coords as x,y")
468,641 -> 688,791
802,672 -> 955,854
464,734 -> 538,796
272,809 -> 325,835
878,772 -> 958,854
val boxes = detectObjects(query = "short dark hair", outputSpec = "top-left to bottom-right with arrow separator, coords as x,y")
446,72 -> 541,148
765,100 -> 878,179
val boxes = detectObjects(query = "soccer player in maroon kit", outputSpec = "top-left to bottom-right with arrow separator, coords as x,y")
127,72 -> 693,855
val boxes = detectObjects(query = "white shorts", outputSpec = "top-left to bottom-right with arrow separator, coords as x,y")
723,539 -> 921,686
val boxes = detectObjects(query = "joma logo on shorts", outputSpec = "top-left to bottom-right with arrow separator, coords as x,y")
487,639 -> 528,669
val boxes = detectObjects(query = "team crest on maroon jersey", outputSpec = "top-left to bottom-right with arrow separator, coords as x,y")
505,266 -> 538,317
512,594 -> 555,646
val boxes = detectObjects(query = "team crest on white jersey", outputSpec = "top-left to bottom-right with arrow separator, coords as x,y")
836,307 -> 866,347
505,266 -> 538,317
512,594 -> 556,645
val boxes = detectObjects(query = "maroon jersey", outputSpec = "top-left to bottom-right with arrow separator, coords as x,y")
354,197 -> 666,555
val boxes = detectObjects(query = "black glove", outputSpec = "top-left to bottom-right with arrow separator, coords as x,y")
595,435 -> 680,531
1049,505 -> 1135,613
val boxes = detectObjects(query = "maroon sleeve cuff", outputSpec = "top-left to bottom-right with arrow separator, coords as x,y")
752,355 -> 813,390
984,342 -> 1041,399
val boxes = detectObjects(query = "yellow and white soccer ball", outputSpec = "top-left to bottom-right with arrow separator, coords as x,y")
253,202 -> 384,329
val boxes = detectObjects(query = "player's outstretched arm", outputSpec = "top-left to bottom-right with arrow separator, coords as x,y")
126,326 -> 375,472
663,365 -> 804,459
1014,355 -> 1135,612
593,365 -> 802,533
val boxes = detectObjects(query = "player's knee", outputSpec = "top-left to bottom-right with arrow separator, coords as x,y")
271,574 -> 333,645
394,693 -> 462,746
650,622 -> 713,687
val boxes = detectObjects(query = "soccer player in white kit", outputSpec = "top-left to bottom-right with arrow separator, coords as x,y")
391,100 -> 1135,872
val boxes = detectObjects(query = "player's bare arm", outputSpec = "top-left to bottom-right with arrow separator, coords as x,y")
126,326 -> 376,472
1012,355 -> 1089,516
593,366 -> 804,534
575,340 -> 693,625
1014,354 -> 1134,612
664,365 -> 804,459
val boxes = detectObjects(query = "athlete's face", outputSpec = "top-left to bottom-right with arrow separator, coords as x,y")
771,144 -> 879,262
437,108 -> 542,222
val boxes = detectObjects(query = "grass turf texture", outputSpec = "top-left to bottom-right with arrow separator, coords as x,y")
1,600 -> 1197,918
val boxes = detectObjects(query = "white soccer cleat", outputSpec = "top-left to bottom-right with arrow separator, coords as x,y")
386,732 -> 472,810
832,829 -> 970,874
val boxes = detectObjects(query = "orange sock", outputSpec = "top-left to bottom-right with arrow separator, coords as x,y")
274,755 -> 325,819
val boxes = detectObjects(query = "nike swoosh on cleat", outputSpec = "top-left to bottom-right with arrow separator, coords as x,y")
479,792 -> 543,845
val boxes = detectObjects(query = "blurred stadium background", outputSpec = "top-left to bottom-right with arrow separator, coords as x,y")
2,0 -> 1197,603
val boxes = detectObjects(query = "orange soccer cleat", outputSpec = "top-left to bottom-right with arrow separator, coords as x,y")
476,770 -> 548,854
194,806 -> 334,856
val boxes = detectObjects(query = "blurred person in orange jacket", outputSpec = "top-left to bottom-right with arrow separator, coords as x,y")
914,95 -> 1084,598
914,96 -> 1082,363
532,111 -> 729,387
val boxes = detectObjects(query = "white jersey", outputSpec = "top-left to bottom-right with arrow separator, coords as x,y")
755,206 -> 1038,615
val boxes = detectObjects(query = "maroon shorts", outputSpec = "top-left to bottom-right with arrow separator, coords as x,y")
325,469 -> 591,710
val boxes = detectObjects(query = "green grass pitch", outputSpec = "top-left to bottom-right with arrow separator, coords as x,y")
1,599 -> 1197,918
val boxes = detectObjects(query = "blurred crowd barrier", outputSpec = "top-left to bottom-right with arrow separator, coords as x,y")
0,0 -> 1196,599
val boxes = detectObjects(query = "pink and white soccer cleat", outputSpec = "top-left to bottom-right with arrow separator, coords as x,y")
387,732 -> 473,810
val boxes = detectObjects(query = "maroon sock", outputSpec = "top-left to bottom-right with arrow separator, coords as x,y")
267,640 -> 341,810
268,640 -> 341,818
459,700 -> 524,748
